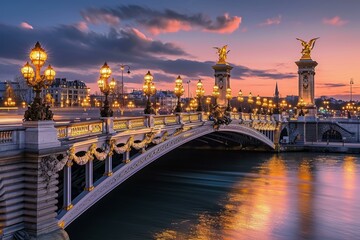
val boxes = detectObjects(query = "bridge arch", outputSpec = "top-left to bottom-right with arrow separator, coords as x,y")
58,123 -> 275,227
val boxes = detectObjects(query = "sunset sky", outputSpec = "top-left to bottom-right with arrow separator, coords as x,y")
0,0 -> 359,100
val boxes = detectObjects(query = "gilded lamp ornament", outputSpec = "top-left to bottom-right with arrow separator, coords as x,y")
143,71 -> 156,114
296,37 -> 319,60
226,88 -> 232,112
174,75 -> 185,113
195,79 -> 205,111
21,42 -> 56,121
98,62 -> 116,117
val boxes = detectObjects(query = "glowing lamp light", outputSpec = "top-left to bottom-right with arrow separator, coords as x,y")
109,77 -> 116,90
100,62 -> 112,79
29,42 -> 47,67
226,88 -> 232,100
44,65 -> 56,81
21,62 -> 34,79
97,78 -> 105,89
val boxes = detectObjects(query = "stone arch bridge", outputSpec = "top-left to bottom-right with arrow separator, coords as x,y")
1,112 -> 360,239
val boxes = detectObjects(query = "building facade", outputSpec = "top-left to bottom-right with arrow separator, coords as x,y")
44,78 -> 90,107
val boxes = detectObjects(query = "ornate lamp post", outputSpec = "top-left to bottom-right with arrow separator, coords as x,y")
212,85 -> 220,105
174,75 -> 185,112
196,79 -> 205,111
226,88 -> 232,111
247,92 -> 254,113
298,98 -> 306,116
262,98 -> 268,114
256,95 -> 261,114
97,62 -> 116,117
269,99 -> 274,114
143,71 -> 156,114
120,64 -> 131,113
206,97 -> 211,113
237,90 -> 244,112
21,42 -> 56,121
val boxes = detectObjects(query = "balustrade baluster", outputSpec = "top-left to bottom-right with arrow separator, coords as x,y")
123,150 -> 130,164
63,161 -> 73,211
104,155 -> 113,176
84,159 -> 94,191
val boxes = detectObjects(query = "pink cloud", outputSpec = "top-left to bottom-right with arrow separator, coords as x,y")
259,15 -> 282,26
323,16 -> 348,26
83,13 -> 120,25
204,14 -> 241,34
20,22 -> 33,30
128,28 -> 152,41
148,20 -> 191,35
74,21 -> 88,32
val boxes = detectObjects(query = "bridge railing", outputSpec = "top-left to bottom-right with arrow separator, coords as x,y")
0,126 -> 25,152
55,120 -> 103,140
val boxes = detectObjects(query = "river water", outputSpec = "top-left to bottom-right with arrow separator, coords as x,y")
66,149 -> 360,240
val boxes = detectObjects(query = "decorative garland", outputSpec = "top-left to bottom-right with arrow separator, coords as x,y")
67,127 -> 187,167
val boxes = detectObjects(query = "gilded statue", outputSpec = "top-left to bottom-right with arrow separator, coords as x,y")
214,45 -> 230,64
296,37 -> 319,60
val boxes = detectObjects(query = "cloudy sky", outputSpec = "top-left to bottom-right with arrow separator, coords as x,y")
0,0 -> 359,99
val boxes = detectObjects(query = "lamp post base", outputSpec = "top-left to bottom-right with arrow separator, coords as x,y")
24,98 -> 53,121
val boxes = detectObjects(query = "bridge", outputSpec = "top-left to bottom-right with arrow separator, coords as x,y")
2,110 -> 360,239
0,111 -> 281,239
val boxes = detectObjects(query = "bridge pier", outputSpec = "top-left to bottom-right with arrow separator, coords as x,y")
0,121 -> 70,240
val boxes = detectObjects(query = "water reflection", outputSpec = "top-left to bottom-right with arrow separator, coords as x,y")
67,151 -> 360,240
155,155 -> 289,240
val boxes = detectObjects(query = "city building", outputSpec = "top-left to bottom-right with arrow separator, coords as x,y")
0,80 -> 33,105
44,78 -> 90,107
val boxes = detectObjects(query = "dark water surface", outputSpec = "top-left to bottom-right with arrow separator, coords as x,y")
66,150 -> 360,240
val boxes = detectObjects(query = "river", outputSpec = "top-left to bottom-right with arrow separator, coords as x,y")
66,149 -> 360,240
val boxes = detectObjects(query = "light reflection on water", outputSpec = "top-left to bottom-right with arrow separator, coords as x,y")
67,151 -> 360,240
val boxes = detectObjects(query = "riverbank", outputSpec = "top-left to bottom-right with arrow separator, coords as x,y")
281,141 -> 360,153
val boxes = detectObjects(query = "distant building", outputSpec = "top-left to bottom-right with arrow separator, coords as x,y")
44,78 -> 90,107
0,80 -> 33,104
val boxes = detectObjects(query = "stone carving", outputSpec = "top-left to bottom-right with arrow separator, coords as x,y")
39,154 -> 68,188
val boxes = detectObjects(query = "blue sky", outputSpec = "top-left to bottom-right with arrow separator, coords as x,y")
1,0 -> 359,99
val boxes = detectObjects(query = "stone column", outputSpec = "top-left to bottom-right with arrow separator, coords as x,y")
212,63 -> 233,108
296,59 -> 318,116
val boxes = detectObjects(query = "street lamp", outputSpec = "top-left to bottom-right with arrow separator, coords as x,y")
280,99 -> 287,112
206,97 -> 211,113
97,62 -> 116,117
237,90 -> 244,112
174,75 -> 185,112
120,64 -> 131,113
262,98 -> 268,114
226,87 -> 232,112
21,42 -> 56,121
247,92 -> 254,113
4,97 -> 15,107
298,98 -> 306,116
212,85 -> 220,105
196,79 -> 205,111
143,71 -> 156,114
256,95 -> 261,114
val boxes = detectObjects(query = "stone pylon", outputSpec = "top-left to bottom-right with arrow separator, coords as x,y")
296,58 -> 318,116
212,63 -> 233,108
